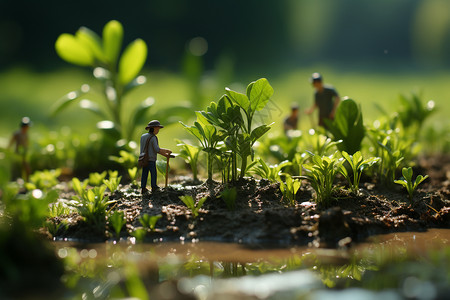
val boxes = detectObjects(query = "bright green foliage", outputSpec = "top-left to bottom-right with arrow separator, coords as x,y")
48,202 -> 72,218
103,176 -> 122,193
251,159 -> 291,182
179,195 -> 207,218
176,140 -> 201,182
89,171 -> 107,186
139,214 -> 162,232
110,150 -> 138,170
279,174 -> 301,207
70,185 -> 115,226
395,167 -> 429,202
220,187 -> 237,211
302,131 -> 342,157
25,169 -> 61,191
54,20 -> 152,141
131,228 -> 147,243
339,151 -> 380,194
4,188 -> 59,228
181,113 -> 222,181
302,152 -> 343,207
109,210 -> 127,239
45,220 -> 68,238
397,92 -> 435,137
71,177 -> 89,196
128,167 -> 138,183
324,98 -> 365,155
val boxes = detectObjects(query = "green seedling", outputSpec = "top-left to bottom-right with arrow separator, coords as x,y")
179,195 -> 207,218
54,20 -> 152,142
302,152 -> 343,207
138,214 -> 162,232
131,228 -> 147,243
302,131 -> 342,157
128,167 -> 138,183
71,177 -> 89,197
108,170 -> 119,179
45,220 -> 68,238
394,167 -> 429,202
279,174 -> 301,207
103,176 -> 122,193
109,210 -> 127,239
324,98 -> 365,155
252,159 -> 291,183
110,150 -> 138,171
25,169 -> 61,192
339,151 -> 380,194
220,187 -> 237,211
70,185 -> 116,226
48,202 -> 72,218
176,140 -> 202,182
89,171 -> 107,186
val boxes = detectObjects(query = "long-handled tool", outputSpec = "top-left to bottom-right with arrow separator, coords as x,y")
165,154 -> 176,187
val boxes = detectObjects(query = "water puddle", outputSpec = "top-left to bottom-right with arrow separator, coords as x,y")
53,229 -> 450,299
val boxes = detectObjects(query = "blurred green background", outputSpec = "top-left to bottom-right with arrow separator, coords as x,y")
1,0 -> 449,151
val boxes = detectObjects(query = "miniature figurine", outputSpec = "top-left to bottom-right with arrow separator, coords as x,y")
8,117 -> 31,181
305,73 -> 340,128
140,120 -> 172,194
283,104 -> 299,133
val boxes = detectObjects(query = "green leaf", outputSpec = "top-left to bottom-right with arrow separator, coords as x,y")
247,78 -> 273,112
76,26 -> 105,63
103,20 -> 123,66
225,88 -> 249,111
119,39 -> 148,85
51,85 -> 90,116
55,33 -> 94,66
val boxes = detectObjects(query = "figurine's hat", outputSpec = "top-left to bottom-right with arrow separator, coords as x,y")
145,120 -> 164,130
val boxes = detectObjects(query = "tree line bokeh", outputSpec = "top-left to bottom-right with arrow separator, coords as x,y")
1,0 -> 449,72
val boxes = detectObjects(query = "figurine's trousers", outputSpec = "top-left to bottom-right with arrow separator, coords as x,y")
141,161 -> 157,188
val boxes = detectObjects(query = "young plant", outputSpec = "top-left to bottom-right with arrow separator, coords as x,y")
301,131 -> 342,157
279,174 -> 301,207
339,151 -> 380,194
109,210 -> 127,239
71,177 -> 89,196
220,187 -> 237,211
48,202 -> 72,218
394,167 -> 429,202
251,159 -> 291,183
128,167 -> 138,183
138,214 -> 162,232
45,220 -> 68,238
70,185 -> 116,226
103,175 -> 122,193
25,169 -> 61,192
179,195 -> 207,218
53,20 -> 152,142
176,139 -> 202,182
181,113 -> 222,181
302,152 -> 343,207
324,98 -> 365,155
89,171 -> 107,186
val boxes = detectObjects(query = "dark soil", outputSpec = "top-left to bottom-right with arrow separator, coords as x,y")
52,154 -> 450,248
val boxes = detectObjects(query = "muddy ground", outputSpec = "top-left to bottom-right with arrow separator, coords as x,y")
52,154 -> 450,248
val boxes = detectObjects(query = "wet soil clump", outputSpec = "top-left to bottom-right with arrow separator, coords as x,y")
53,154 -> 450,248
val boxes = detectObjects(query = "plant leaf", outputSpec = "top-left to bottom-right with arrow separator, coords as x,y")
55,33 -> 94,66
76,26 -> 105,63
103,20 -> 123,66
119,39 -> 148,85
247,78 -> 273,112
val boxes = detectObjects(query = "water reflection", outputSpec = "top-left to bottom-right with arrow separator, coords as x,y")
53,229 -> 450,299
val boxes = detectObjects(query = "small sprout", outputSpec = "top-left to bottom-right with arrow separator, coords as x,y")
339,151 -> 380,194
89,171 -> 107,186
139,214 -> 162,232
279,174 -> 301,206
394,167 -> 428,202
179,195 -> 207,218
109,210 -> 126,239
220,187 -> 237,211
103,176 -> 122,193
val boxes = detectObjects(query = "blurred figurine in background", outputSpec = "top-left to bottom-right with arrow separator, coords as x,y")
305,73 -> 340,128
9,117 -> 32,181
140,120 -> 172,195
283,104 -> 299,134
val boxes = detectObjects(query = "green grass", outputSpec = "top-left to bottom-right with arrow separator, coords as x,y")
1,66 -> 449,152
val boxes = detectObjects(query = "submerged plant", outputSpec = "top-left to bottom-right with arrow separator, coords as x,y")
394,167 -> 428,202
339,151 -> 380,194
179,195 -> 207,218
302,152 -> 343,207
